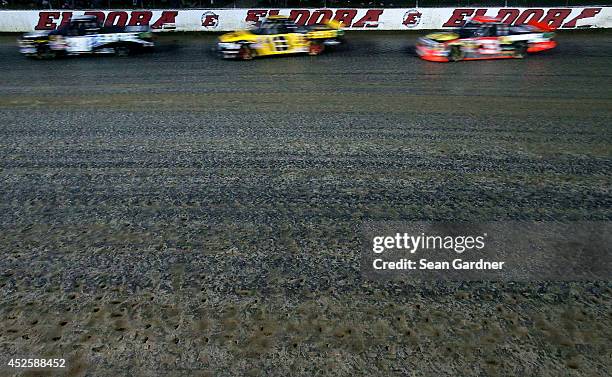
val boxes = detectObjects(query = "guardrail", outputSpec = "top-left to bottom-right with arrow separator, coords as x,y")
1,6 -> 610,32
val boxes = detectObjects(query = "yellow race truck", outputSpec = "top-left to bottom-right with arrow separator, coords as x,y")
217,15 -> 344,60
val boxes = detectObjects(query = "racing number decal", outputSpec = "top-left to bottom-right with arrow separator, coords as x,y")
478,38 -> 501,55
66,36 -> 93,53
92,33 -> 120,48
272,36 -> 289,52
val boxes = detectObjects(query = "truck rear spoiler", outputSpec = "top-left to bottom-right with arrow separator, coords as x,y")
528,20 -> 555,32
325,19 -> 344,30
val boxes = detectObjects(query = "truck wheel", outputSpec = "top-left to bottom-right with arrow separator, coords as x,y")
114,45 -> 131,57
448,46 -> 463,62
308,41 -> 325,56
35,45 -> 56,60
513,42 -> 528,59
238,45 -> 253,60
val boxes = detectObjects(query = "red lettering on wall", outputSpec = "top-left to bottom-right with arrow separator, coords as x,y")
58,12 -> 73,28
35,12 -> 60,30
442,9 -> 474,27
151,11 -> 178,29
104,11 -> 128,27
539,9 -> 572,29
474,9 -> 488,18
514,9 -> 545,26
245,10 -> 268,24
84,11 -> 105,25
352,9 -> 383,28
333,9 -> 358,27
307,9 -> 333,26
289,10 -> 309,26
496,9 -> 520,25
128,11 -> 153,26
562,8 -> 602,28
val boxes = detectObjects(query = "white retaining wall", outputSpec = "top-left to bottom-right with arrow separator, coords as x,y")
0,7 -> 610,32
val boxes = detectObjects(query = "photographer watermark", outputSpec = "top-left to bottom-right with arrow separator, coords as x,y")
362,222 -> 611,281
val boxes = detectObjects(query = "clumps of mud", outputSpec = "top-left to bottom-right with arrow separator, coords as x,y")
1,283 -> 610,376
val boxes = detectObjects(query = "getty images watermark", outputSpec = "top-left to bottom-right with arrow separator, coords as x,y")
371,232 -> 505,271
361,222 -> 612,281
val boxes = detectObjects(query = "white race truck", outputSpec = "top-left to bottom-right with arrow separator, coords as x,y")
18,15 -> 154,59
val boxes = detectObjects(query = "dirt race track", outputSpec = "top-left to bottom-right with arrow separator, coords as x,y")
0,31 -> 611,376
